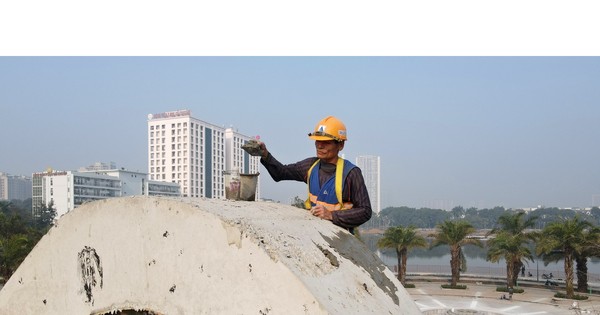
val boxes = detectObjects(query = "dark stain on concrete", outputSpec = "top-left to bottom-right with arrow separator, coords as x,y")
321,231 -> 400,306
78,246 -> 103,305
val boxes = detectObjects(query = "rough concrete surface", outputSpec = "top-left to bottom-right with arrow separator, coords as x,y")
0,196 -> 420,314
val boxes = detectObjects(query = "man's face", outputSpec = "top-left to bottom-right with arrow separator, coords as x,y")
315,140 -> 343,163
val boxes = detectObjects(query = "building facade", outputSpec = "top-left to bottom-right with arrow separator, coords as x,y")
147,109 -> 260,199
32,168 -> 179,218
0,172 -> 32,201
355,155 -> 381,214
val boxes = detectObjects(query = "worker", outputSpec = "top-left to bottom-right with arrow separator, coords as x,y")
242,116 -> 372,234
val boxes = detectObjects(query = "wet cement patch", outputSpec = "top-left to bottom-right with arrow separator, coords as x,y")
321,231 -> 400,305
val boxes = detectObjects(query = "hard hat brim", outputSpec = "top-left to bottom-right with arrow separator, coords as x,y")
308,135 -> 335,141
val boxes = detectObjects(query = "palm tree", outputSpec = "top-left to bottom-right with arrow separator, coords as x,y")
574,226 -> 600,292
487,211 -> 537,289
430,220 -> 482,287
536,216 -> 594,298
377,226 -> 427,285
487,231 -> 534,290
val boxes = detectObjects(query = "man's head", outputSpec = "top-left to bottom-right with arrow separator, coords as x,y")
308,116 -> 347,163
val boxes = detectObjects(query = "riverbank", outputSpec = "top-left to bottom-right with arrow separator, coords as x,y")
406,272 -> 600,295
406,280 -> 599,315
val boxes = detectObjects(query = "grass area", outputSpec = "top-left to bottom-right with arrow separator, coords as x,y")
441,284 -> 467,289
554,292 -> 589,300
403,283 -> 416,288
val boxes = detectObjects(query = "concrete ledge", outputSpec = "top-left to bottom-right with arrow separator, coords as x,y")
0,196 -> 420,314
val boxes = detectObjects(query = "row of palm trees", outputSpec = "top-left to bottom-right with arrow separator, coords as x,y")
376,212 -> 600,299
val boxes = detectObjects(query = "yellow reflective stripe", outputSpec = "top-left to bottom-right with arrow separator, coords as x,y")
305,159 -> 320,209
335,157 -> 344,210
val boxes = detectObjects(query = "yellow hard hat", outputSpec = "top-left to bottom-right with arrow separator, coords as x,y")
308,116 -> 347,141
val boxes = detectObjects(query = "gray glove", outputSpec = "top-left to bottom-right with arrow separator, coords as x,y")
241,139 -> 266,157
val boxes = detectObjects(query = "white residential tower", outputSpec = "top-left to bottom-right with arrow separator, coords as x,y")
355,155 -> 381,214
147,109 -> 260,199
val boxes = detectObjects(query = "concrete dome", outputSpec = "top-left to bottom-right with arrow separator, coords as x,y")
0,196 -> 420,314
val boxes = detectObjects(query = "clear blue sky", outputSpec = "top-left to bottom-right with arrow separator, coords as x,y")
1,57 -> 599,210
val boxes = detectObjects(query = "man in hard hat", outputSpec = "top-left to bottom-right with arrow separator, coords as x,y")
242,116 -> 372,234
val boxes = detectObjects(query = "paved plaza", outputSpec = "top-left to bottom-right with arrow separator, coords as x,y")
407,280 -> 600,314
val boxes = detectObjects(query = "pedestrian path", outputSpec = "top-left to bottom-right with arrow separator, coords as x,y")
406,281 -> 600,314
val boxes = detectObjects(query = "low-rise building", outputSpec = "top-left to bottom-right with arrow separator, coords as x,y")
32,167 -> 179,218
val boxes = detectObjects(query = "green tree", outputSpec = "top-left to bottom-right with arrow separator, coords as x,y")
487,232 -> 535,290
536,216 -> 593,298
430,220 -> 482,286
36,201 -> 57,231
377,226 -> 428,285
451,206 -> 465,220
0,200 -> 47,280
573,227 -> 600,293
487,211 -> 537,287
0,233 -> 37,279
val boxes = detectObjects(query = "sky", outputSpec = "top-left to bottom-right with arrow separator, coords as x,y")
1,57 -> 599,210
1,1 -> 599,210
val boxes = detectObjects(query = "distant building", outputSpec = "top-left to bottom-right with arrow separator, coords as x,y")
147,109 -> 260,199
78,161 -> 117,171
355,155 -> 381,214
0,172 -> 32,201
32,168 -> 179,218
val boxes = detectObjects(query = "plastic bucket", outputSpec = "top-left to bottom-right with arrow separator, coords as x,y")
224,171 -> 259,201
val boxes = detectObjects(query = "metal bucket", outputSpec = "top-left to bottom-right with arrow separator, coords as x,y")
224,171 -> 259,201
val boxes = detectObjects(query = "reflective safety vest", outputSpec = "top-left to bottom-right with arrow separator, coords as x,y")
304,157 -> 356,211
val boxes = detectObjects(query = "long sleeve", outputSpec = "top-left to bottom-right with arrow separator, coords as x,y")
261,152 -> 372,230
260,153 -> 316,183
332,167 -> 372,229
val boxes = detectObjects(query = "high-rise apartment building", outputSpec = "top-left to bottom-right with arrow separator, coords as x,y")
0,172 -> 32,201
355,155 -> 381,214
147,109 -> 260,199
